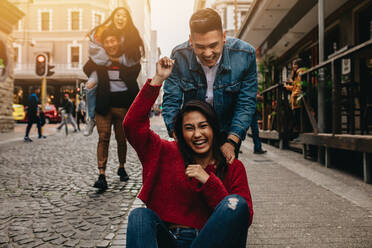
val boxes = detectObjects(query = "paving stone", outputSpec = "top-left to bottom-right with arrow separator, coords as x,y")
0,236 -> 9,244
41,234 -> 59,242
63,239 -> 79,247
29,240 -> 44,248
61,231 -> 76,238
33,228 -> 47,233
95,240 -> 110,248
17,238 -> 34,245
104,233 -> 114,240
12,234 -> 29,242
79,240 -> 94,248
50,237 -> 67,245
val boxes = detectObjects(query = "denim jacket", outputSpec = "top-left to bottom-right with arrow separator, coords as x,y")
162,37 -> 258,141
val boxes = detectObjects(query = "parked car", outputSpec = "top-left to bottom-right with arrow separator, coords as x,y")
12,104 -> 26,122
43,104 -> 61,123
23,104 -> 61,124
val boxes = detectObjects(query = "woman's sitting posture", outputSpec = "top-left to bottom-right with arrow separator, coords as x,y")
123,57 -> 253,248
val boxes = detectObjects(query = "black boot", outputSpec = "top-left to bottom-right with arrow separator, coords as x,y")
93,174 -> 108,190
117,167 -> 129,182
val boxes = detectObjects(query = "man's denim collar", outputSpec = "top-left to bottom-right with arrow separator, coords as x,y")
189,44 -> 231,72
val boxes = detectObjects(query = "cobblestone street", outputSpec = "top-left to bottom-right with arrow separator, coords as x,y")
0,121 -> 157,248
0,117 -> 372,247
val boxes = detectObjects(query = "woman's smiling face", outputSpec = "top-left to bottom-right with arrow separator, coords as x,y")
113,9 -> 128,30
182,111 -> 214,156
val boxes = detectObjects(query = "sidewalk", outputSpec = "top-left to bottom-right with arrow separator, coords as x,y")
240,138 -> 372,247
0,123 -> 64,145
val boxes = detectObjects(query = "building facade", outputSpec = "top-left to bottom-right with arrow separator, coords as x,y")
194,0 -> 253,36
0,1 -> 24,132
10,0 -> 155,107
238,0 -> 372,183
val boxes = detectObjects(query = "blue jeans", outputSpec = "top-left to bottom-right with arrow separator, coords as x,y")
250,111 -> 262,152
127,195 -> 250,248
86,86 -> 96,120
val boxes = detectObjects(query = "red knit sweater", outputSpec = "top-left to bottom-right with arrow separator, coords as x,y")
123,80 -> 253,230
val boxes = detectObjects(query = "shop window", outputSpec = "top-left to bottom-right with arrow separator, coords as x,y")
13,86 -> 23,104
356,3 -> 372,44
325,25 -> 340,59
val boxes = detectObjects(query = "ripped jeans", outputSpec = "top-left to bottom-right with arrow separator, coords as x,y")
127,195 -> 250,248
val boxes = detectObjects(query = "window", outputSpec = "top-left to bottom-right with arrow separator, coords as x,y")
94,14 -> 102,26
70,46 -> 80,68
14,47 -> 18,64
92,11 -> 104,28
41,12 -> 50,31
71,11 -> 80,30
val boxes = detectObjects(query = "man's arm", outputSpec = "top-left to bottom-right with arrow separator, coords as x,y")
229,53 -> 258,141
162,56 -> 183,137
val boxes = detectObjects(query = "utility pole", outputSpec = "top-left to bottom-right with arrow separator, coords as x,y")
318,0 -> 325,133
318,0 -> 325,163
234,0 -> 238,36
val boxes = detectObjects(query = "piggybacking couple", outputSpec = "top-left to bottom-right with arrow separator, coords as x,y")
85,7 -> 258,248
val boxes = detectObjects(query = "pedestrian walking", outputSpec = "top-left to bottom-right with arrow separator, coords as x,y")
84,6 -> 144,137
83,28 -> 141,190
162,8 -> 258,164
24,88 -> 45,142
76,96 -> 86,131
124,57 -> 253,248
250,90 -> 267,154
57,94 -> 78,133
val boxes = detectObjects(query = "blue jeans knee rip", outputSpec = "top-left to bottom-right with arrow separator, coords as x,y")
227,197 -> 239,210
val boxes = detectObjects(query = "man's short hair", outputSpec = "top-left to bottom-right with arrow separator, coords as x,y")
101,28 -> 121,43
189,8 -> 223,34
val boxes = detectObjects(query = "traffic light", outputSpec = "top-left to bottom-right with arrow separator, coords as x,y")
47,64 -> 55,77
35,54 -> 47,77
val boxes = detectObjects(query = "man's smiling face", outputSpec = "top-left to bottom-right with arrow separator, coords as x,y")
190,30 -> 226,67
103,35 -> 120,57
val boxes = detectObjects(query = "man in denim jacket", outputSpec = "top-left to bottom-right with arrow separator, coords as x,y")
162,8 -> 257,163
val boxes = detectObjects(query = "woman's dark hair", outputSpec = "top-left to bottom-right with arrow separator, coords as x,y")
189,8 -> 223,34
173,100 -> 228,180
291,58 -> 304,80
90,7 -> 144,61
293,58 -> 304,68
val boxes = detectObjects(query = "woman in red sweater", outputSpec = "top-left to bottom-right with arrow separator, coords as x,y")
123,57 -> 253,248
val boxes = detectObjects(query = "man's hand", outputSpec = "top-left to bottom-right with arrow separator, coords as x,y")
185,164 -> 210,184
151,57 -> 175,86
221,134 -> 240,164
221,142 -> 235,164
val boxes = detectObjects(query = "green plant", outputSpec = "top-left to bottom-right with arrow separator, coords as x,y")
0,58 -> 4,67
258,54 -> 276,90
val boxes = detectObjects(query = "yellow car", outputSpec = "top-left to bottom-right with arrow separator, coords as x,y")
12,104 -> 26,122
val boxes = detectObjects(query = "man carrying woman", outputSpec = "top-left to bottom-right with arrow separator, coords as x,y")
83,7 -> 143,190
84,7 -> 144,136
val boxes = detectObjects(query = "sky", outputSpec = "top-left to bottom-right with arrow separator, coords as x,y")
150,0 -> 194,57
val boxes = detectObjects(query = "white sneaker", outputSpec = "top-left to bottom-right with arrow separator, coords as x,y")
84,119 -> 96,136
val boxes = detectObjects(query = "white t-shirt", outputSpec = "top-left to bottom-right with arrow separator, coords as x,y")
196,55 -> 222,105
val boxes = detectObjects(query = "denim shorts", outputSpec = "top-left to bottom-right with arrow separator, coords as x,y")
169,227 -> 199,248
